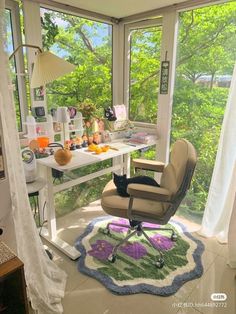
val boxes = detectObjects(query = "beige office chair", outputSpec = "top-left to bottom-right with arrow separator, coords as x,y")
101,139 -> 197,268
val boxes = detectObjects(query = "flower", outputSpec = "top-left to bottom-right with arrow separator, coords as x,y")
143,222 -> 160,228
77,102 -> 98,137
120,242 -> 147,260
110,218 -> 129,233
88,240 -> 113,260
150,234 -> 174,251
78,102 -> 97,123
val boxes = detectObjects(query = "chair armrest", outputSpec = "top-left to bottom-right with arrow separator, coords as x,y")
132,158 -> 165,172
127,184 -> 172,202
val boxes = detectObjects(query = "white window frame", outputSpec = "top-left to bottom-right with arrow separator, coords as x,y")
23,0 -> 115,112
124,18 -> 162,130
6,0 -> 28,134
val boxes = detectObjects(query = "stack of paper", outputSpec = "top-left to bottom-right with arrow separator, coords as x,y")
129,132 -> 154,144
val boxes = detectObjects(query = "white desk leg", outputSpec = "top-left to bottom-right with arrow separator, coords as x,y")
40,166 -> 80,260
37,164 -> 47,226
124,153 -> 131,178
38,190 -> 46,226
112,155 -> 123,175
45,166 -> 57,239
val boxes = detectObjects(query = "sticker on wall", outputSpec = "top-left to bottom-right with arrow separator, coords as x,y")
160,60 -> 170,95
0,135 -> 5,180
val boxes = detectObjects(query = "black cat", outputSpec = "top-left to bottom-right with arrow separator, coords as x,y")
104,107 -> 117,121
113,173 -> 160,197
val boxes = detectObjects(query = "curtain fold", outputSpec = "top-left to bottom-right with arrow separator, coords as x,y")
228,183 -> 236,268
0,1 -> 67,312
199,63 -> 236,247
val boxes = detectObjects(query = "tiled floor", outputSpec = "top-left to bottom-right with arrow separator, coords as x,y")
40,201 -> 236,314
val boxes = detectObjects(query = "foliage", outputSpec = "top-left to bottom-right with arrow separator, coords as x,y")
172,80 -> 227,212
77,101 -> 98,121
40,9 -> 112,112
171,2 -> 236,214
129,27 -> 162,123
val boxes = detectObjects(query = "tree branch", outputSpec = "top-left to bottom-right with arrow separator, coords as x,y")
131,70 -> 160,87
62,16 -> 107,65
178,22 -> 229,67
47,90 -> 76,97
77,26 -> 106,64
180,11 -> 194,44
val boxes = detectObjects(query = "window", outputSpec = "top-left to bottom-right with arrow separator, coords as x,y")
171,2 -> 236,222
40,7 -> 113,216
125,20 -> 162,124
5,0 -> 28,132
40,7 -> 112,114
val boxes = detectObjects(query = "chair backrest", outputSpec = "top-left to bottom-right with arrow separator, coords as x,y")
160,139 -> 197,219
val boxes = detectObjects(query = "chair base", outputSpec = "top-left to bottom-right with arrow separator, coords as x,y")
103,220 -> 177,268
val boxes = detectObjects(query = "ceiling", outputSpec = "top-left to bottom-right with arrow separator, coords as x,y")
52,0 -> 188,19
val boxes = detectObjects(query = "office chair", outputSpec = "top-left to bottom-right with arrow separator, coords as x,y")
101,139 -> 197,268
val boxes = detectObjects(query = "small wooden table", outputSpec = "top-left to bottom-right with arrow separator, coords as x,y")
0,242 -> 29,313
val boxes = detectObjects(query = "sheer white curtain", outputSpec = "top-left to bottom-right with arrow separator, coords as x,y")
0,1 -> 67,312
199,63 -> 236,253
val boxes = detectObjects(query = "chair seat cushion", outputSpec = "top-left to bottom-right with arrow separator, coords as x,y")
101,180 -> 167,220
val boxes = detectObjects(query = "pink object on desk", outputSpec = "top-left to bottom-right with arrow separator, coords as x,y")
113,105 -> 127,121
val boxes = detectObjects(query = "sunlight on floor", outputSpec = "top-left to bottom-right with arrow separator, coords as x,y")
38,200 -> 236,314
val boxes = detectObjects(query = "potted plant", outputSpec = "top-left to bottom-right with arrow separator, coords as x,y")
77,102 -> 98,143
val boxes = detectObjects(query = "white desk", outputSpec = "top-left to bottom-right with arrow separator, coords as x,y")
37,139 -> 156,259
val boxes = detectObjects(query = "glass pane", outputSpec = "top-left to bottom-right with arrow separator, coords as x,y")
5,9 -> 22,131
171,2 -> 236,223
129,26 -> 162,123
40,8 -> 112,115
40,7 -> 113,216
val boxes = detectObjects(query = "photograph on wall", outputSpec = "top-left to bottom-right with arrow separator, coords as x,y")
31,63 -> 44,101
33,85 -> 45,101
0,135 -> 5,180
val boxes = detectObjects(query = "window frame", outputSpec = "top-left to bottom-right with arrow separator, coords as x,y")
5,0 -> 28,134
124,18 -> 163,129
39,3 -> 114,111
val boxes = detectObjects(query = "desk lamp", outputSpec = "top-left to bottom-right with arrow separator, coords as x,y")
9,44 -> 75,88
56,107 -> 70,145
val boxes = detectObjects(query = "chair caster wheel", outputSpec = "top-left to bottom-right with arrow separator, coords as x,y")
156,258 -> 164,269
103,228 -> 110,235
108,254 -> 116,263
171,233 -> 177,241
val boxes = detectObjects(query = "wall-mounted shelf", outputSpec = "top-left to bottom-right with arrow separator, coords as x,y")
24,112 -> 84,143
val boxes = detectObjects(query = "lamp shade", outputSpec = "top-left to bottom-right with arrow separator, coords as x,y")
30,51 -> 76,88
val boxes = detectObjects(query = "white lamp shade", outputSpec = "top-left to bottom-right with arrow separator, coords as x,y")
30,51 -> 76,88
56,107 -> 70,123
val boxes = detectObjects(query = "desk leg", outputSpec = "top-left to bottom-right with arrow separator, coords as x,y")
45,167 -> 57,239
112,155 -> 123,175
37,165 -> 47,226
40,167 -> 80,260
124,153 -> 131,178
